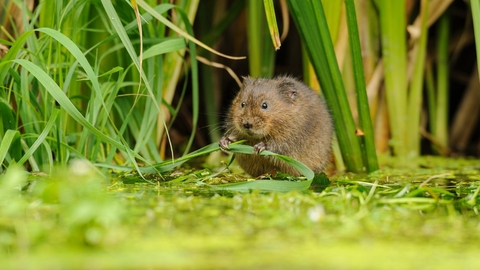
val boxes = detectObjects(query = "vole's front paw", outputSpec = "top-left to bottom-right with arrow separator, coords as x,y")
219,136 -> 233,153
253,142 -> 266,154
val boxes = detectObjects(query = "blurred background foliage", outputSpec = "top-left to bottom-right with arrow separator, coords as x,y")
0,0 -> 479,174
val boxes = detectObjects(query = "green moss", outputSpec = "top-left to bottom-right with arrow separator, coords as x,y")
1,158 -> 480,268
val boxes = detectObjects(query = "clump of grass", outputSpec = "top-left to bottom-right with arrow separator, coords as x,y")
0,1 -> 243,175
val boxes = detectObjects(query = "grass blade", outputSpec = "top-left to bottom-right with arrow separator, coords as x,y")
471,0 -> 480,79
36,28 -> 107,119
0,30 -> 34,84
227,144 -> 315,180
8,59 -> 147,166
263,0 -> 281,50
344,0 -> 378,172
0,130 -> 19,169
17,109 -> 60,165
136,0 -> 245,60
247,0 -> 275,77
107,141 -> 315,190
142,38 -> 186,59
209,178 -> 313,192
176,6 -> 200,155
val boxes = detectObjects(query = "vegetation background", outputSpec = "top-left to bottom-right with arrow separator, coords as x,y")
1,0 -> 480,174
1,0 -> 480,268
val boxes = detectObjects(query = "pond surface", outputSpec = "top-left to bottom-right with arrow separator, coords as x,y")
1,156 -> 480,269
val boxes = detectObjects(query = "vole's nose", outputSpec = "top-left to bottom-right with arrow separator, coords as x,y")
243,122 -> 252,129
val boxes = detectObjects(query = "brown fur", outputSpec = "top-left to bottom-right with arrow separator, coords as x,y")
219,76 -> 333,177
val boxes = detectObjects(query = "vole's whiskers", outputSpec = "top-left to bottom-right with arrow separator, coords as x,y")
206,125 -> 223,136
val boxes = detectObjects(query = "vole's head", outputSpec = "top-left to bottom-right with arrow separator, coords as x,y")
229,76 -> 300,139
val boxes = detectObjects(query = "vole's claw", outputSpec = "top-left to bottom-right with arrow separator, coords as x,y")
253,142 -> 266,154
219,136 -> 232,153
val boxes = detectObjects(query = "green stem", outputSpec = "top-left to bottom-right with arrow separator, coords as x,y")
425,63 -> 436,136
345,0 -> 378,172
376,0 -> 408,157
471,0 -> 480,80
406,0 -> 429,157
247,0 -> 275,77
434,13 -> 449,149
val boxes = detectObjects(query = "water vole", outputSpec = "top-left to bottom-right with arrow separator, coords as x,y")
219,76 -> 333,177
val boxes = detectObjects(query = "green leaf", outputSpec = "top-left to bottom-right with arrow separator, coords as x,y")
228,144 -> 315,180
209,178 -> 313,193
247,0 -> 275,77
471,0 -> 480,79
263,0 -> 281,50
0,30 -> 35,85
0,130 -> 19,168
0,100 -> 15,133
103,141 -> 316,192
344,0 -> 378,172
17,109 -> 60,165
142,38 -> 186,59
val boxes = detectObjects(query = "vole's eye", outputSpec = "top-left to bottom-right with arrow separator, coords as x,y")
261,102 -> 268,109
241,102 -> 246,108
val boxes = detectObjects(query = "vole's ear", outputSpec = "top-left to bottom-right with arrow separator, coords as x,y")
278,80 -> 298,102
241,76 -> 254,89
